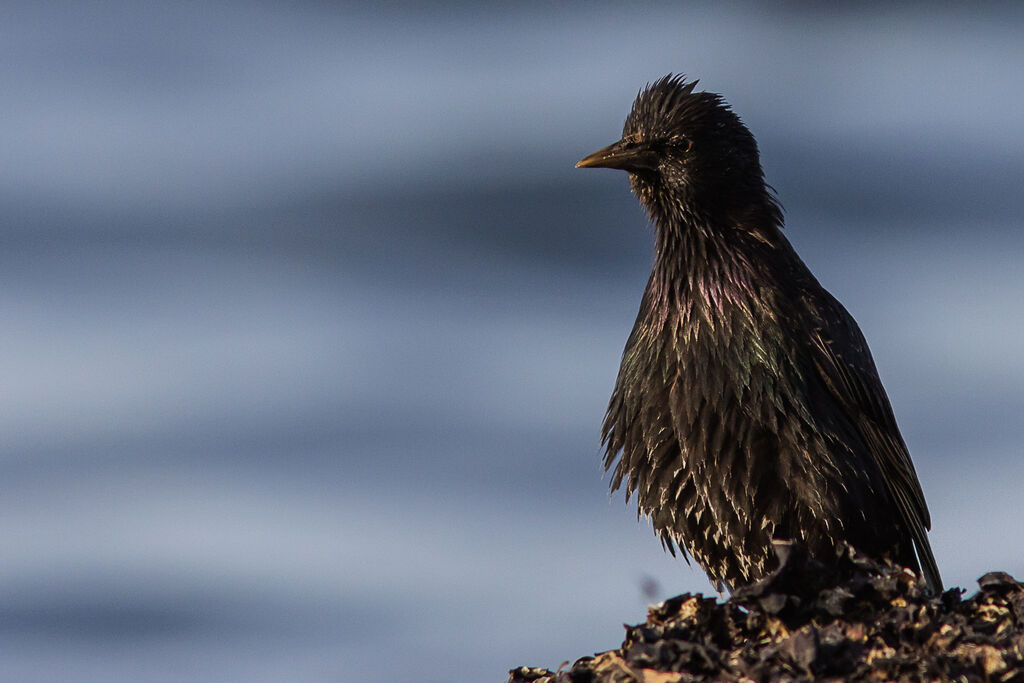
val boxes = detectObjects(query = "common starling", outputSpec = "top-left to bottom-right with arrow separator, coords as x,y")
577,75 -> 941,593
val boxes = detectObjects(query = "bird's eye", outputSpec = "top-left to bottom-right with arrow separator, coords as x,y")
673,137 -> 693,153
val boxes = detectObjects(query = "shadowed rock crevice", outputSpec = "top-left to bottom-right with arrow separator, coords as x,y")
509,545 -> 1024,682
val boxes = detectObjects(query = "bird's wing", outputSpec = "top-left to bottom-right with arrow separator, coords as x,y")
802,289 -> 942,591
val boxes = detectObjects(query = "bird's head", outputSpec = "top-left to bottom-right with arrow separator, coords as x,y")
577,75 -> 774,226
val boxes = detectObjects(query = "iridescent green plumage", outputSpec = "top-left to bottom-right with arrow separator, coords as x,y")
579,75 -> 940,593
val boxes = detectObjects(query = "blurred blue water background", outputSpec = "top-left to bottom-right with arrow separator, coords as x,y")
2,3 -> 1023,681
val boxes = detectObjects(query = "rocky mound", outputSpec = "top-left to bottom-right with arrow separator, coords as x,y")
509,545 -> 1023,682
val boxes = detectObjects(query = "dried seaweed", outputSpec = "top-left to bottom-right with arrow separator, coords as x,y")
509,545 -> 1024,682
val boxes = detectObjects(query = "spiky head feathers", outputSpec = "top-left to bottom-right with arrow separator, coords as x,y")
622,75 -> 775,224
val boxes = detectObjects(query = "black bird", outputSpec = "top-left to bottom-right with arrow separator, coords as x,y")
577,75 -> 941,593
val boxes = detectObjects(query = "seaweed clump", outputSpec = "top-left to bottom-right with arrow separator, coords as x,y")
509,545 -> 1024,682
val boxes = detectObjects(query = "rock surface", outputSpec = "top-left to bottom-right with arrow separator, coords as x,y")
509,545 -> 1024,682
